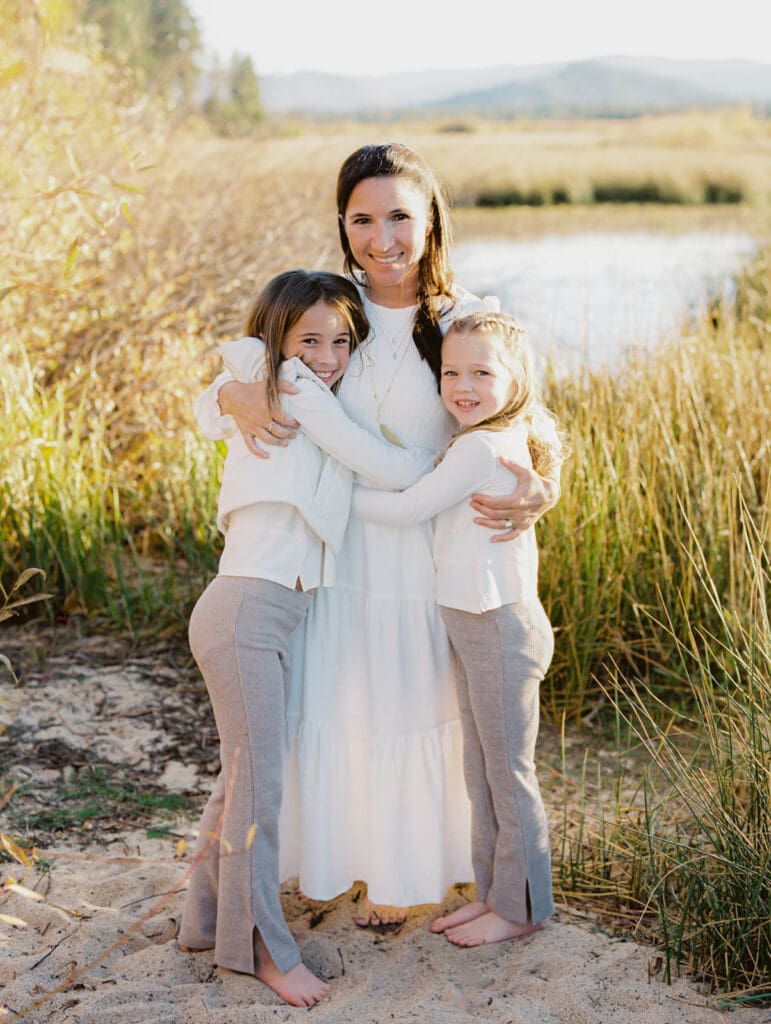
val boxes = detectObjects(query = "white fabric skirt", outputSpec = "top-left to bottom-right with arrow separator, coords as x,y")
280,512 -> 473,906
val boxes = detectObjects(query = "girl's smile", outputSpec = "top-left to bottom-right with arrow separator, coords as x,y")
341,176 -> 431,306
440,331 -> 516,427
280,301 -> 352,388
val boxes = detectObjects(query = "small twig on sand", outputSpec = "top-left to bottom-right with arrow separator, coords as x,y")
30,928 -> 80,971
120,887 -> 185,910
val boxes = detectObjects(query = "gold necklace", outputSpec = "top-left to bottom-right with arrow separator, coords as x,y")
366,305 -> 414,448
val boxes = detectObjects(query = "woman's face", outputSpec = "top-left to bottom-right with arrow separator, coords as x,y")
280,301 -> 351,388
341,176 -> 431,305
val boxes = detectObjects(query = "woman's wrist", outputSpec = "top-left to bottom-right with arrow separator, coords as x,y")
542,473 -> 561,509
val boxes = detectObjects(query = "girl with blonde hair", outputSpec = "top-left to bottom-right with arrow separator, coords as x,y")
352,311 -> 569,945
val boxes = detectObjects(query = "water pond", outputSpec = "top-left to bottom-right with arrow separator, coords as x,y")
452,231 -> 758,371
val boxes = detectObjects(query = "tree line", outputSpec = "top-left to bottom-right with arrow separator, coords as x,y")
80,0 -> 265,133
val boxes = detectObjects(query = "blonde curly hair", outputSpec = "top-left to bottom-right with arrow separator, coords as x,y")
443,312 -> 569,477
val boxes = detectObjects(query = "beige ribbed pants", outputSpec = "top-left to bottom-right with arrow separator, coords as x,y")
440,599 -> 555,925
178,575 -> 311,975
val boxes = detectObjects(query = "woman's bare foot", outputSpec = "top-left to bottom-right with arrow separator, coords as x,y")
353,896 -> 407,927
253,933 -> 330,1007
445,911 -> 543,947
430,901 -> 488,933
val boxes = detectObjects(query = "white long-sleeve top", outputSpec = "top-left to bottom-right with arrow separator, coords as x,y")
212,338 -> 433,590
351,425 -> 539,613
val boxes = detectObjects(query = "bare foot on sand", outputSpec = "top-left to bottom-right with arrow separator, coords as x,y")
445,911 -> 543,947
353,896 -> 407,927
253,933 -> 330,1007
430,901 -> 489,933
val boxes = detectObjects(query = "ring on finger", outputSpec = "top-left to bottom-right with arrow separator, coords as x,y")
502,519 -> 514,529
266,420 -> 275,436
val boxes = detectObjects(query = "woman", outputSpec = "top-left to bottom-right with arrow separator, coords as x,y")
194,143 -> 560,926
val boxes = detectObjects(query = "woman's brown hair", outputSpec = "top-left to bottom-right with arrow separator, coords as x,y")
336,143 -> 455,381
244,270 -> 370,410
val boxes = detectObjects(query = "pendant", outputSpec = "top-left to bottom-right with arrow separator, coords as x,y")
379,423 -> 405,448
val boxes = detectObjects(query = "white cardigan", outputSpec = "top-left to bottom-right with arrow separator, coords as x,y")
209,339 -> 432,585
351,425 -> 540,614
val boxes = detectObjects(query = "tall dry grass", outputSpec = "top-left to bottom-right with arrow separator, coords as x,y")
539,255 -> 769,718
554,497 -> 769,998
542,260 -> 770,997
2,8 -> 337,626
1,0 -> 204,624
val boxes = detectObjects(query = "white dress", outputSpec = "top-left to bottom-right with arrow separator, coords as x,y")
279,286 -> 496,906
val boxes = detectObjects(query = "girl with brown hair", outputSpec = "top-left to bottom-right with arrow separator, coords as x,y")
178,269 -> 432,1006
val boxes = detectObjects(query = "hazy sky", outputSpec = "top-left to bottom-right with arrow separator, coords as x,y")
185,0 -> 769,75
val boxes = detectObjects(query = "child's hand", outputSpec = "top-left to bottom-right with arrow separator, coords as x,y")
470,458 -> 560,542
219,379 -> 300,459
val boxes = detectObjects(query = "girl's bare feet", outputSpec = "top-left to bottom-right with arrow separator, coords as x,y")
253,933 -> 330,1007
353,896 -> 407,927
445,911 -> 543,947
430,900 -> 488,933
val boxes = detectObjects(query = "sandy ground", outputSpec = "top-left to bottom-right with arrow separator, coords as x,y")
1,632 -> 769,1024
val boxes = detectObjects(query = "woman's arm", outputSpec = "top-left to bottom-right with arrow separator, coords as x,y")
351,436 -> 495,526
218,379 -> 299,459
193,371 -> 298,458
470,459 -> 561,542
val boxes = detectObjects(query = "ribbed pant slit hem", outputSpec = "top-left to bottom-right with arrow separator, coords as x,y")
441,601 -> 555,928
178,576 -> 309,977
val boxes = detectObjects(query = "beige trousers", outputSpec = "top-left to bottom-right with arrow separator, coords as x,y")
440,599 -> 555,925
178,576 -> 311,974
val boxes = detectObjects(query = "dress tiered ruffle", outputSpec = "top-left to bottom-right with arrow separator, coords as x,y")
280,292 -> 491,905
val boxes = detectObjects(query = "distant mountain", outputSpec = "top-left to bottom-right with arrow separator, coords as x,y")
429,60 -> 718,117
259,64 -> 559,116
601,56 -> 771,103
260,57 -> 771,117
